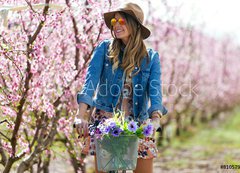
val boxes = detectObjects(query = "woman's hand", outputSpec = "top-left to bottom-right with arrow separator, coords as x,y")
151,111 -> 162,131
74,117 -> 89,138
151,116 -> 161,131
74,103 -> 89,138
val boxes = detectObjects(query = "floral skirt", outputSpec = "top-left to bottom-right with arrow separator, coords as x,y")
81,108 -> 158,159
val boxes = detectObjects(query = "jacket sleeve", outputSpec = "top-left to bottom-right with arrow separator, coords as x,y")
76,40 -> 108,107
147,51 -> 168,116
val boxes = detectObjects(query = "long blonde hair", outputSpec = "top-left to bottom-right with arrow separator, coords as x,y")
108,12 -> 149,77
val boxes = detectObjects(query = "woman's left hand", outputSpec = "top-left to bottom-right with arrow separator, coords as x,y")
151,114 -> 161,131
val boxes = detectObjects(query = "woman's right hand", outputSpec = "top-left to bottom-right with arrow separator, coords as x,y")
74,103 -> 89,138
74,117 -> 89,138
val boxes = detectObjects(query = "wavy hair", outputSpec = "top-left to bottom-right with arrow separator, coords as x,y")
108,12 -> 149,77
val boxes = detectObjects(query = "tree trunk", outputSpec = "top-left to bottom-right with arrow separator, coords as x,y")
211,111 -> 220,120
43,154 -> 51,173
190,113 -> 196,125
3,158 -> 14,173
200,115 -> 208,123
175,115 -> 181,136
157,125 -> 164,146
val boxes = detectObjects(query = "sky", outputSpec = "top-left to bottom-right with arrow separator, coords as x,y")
120,0 -> 240,44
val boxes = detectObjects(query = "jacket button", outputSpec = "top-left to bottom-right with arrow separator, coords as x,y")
135,67 -> 138,70
135,102 -> 138,105
105,63 -> 109,66
135,84 -> 138,88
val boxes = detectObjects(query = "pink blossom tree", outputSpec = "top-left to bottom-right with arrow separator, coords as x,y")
146,0 -> 240,138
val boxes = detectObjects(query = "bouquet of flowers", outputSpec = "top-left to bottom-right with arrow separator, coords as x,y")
93,110 -> 154,139
94,110 -> 154,171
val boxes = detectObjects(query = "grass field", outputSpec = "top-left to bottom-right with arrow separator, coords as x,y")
154,108 -> 240,172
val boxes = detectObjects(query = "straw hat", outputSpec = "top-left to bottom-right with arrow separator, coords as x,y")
103,2 -> 151,39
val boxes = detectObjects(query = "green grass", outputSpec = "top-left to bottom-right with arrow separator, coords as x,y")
165,159 -> 189,169
160,110 -> 240,170
162,108 -> 240,159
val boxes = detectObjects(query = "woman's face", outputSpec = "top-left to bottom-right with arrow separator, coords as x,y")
112,13 -> 131,44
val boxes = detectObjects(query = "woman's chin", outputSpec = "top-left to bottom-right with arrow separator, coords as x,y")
115,34 -> 123,39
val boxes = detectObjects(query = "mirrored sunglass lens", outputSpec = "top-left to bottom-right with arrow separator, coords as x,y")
111,18 -> 117,26
118,18 -> 125,25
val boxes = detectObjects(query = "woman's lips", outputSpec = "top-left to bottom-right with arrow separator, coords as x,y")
114,28 -> 124,34
115,29 -> 123,33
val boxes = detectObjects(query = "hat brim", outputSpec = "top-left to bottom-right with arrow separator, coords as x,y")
103,10 -> 151,39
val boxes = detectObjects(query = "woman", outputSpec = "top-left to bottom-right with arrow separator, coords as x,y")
74,3 -> 168,173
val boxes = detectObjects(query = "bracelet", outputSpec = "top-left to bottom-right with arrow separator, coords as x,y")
151,110 -> 163,119
73,117 -> 82,128
74,118 -> 82,124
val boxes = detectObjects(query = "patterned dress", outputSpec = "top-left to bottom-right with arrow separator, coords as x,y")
82,74 -> 158,159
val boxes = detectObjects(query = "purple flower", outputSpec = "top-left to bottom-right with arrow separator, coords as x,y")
128,121 -> 138,132
95,128 -> 102,135
109,122 -> 117,129
143,124 -> 154,137
111,127 -> 123,137
146,124 -> 154,131
103,126 -> 111,134
98,123 -> 111,135
98,124 -> 104,131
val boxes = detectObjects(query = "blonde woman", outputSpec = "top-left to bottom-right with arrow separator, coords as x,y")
74,3 -> 168,173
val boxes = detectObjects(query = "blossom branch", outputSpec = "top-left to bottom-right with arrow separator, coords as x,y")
29,112 -> 42,149
0,139 -> 7,166
0,131 -> 11,141
10,0 -> 50,160
25,0 -> 40,14
0,119 -> 11,126
28,0 -> 50,45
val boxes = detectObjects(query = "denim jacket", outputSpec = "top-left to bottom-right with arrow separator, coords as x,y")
77,39 -> 168,122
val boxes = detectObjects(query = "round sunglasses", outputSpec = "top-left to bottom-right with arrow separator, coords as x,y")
110,18 -> 126,26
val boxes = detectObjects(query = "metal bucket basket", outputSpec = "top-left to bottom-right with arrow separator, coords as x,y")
95,135 -> 139,172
